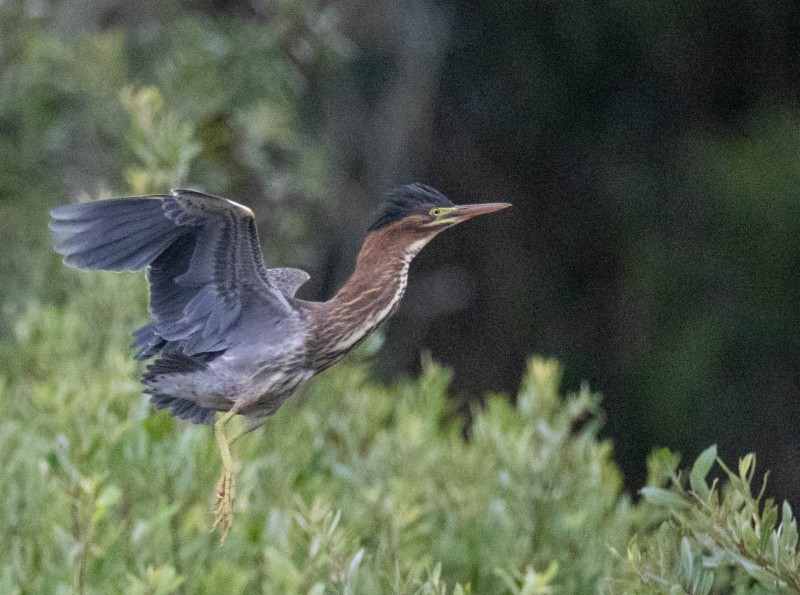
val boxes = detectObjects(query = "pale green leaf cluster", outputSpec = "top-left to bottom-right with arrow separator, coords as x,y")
4,272 -> 800,593
617,445 -> 800,593
0,271 -> 627,592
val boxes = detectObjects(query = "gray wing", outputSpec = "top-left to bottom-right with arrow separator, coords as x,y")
267,267 -> 310,297
50,196 -> 183,271
50,189 -> 294,356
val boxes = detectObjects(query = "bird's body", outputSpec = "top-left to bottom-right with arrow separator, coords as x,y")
139,227 -> 424,430
49,183 -> 509,540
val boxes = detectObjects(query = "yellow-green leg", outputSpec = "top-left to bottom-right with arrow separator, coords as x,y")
211,406 -> 240,544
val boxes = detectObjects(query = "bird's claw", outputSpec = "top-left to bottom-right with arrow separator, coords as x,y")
211,466 -> 236,544
211,407 -> 241,544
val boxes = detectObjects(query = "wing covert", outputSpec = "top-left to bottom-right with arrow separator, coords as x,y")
148,189 -> 293,355
266,267 -> 310,297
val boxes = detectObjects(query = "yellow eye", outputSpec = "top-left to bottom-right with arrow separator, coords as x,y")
430,208 -> 443,217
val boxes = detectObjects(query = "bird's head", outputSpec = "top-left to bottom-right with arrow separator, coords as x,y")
367,183 -> 511,250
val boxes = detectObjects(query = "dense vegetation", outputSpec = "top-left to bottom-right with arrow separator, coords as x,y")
2,271 -> 800,592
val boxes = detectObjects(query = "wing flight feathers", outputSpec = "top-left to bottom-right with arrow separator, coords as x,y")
49,198 -> 182,271
50,190 -> 293,357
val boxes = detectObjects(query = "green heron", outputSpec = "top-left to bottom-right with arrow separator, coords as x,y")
49,183 -> 510,541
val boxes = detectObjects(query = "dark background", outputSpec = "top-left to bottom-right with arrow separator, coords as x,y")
2,0 -> 799,501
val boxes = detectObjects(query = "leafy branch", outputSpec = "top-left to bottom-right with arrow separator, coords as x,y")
622,445 -> 800,593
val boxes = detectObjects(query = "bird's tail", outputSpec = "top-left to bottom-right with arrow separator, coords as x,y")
142,351 -> 223,425
49,197 -> 184,272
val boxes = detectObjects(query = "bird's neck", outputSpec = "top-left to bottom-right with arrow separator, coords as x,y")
307,228 -> 432,370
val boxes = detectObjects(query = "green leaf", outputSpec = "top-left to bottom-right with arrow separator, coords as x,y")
640,487 -> 691,511
761,499 -> 778,553
647,447 -> 680,487
742,524 -> 760,555
680,537 -> 694,579
739,453 -> 755,483
695,570 -> 714,595
689,445 -> 717,501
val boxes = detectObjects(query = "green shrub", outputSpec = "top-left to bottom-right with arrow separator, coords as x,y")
2,274 -> 800,593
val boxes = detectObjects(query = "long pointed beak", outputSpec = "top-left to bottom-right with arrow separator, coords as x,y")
450,202 -> 512,223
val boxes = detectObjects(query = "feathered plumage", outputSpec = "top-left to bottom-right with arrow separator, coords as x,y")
368,183 -> 453,231
49,183 -> 510,541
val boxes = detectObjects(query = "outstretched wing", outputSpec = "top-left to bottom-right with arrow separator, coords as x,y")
50,189 -> 294,356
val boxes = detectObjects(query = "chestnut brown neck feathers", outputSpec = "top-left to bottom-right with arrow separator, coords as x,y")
305,216 -> 436,371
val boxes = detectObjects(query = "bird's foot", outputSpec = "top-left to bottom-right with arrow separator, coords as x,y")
211,464 -> 236,543
210,407 -> 240,544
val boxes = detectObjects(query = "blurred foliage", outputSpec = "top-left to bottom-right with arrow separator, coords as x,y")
3,0 -> 799,511
0,0 -> 343,311
121,86 -> 201,195
424,0 -> 800,505
626,445 -> 800,593
2,271 -> 800,592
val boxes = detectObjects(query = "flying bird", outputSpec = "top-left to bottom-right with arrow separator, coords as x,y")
49,183 -> 510,541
